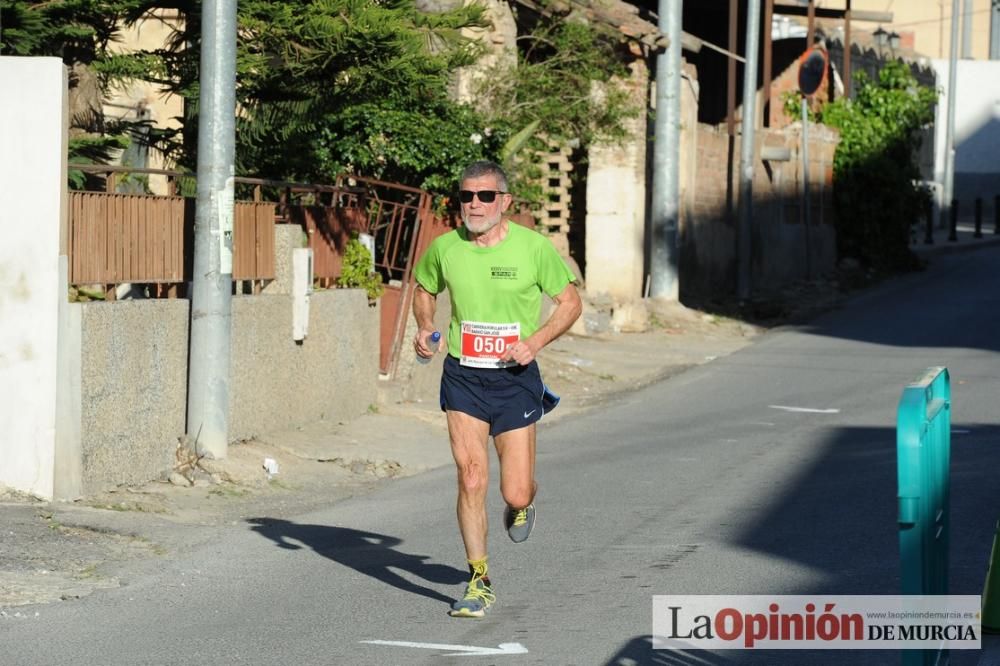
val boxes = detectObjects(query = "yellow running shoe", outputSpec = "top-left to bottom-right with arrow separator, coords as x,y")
449,575 -> 495,618
504,503 -> 536,543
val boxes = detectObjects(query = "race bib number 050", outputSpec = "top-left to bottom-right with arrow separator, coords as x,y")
460,321 -> 520,369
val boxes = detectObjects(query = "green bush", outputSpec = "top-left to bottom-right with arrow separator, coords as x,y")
820,62 -> 937,271
336,236 -> 384,304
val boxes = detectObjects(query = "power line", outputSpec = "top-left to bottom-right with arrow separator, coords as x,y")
886,7 -> 991,29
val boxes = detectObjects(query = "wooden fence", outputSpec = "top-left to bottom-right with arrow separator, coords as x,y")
69,192 -> 187,286
68,191 -> 277,295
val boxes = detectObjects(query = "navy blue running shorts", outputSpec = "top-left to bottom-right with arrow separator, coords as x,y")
440,355 -> 545,437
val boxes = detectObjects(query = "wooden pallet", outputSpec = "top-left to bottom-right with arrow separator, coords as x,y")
534,142 -> 574,254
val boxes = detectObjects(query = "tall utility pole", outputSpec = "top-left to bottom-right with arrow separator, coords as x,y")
186,0 -> 237,459
991,0 -> 1000,59
962,0 -> 974,59
941,0 -> 961,233
737,0 -> 762,301
649,0 -> 682,300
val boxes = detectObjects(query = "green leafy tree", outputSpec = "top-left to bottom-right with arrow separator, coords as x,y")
115,0 -> 497,191
316,101 -> 509,195
819,62 -> 937,271
4,1 -> 642,201
238,0 -> 506,192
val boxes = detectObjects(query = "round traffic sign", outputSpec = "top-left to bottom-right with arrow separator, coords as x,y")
797,48 -> 829,96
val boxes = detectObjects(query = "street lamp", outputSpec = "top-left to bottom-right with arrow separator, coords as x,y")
873,25 -> 888,56
889,31 -> 901,57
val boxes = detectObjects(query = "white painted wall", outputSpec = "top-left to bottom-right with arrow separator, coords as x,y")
0,57 -> 67,498
932,59 -> 1000,207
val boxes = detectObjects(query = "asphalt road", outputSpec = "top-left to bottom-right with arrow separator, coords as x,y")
4,247 -> 1000,666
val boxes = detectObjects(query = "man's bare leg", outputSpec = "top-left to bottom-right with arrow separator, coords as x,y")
446,410 -> 497,618
494,423 -> 537,509
447,410 -> 491,560
495,424 -> 538,542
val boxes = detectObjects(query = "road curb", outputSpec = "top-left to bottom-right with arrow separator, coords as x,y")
912,234 -> 1000,260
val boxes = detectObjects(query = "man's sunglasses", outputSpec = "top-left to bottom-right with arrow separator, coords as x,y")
458,189 -> 507,204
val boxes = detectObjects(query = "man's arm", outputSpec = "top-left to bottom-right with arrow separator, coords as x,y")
412,285 -> 439,359
502,282 -> 582,366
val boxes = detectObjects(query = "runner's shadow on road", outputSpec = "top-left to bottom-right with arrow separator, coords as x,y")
247,518 -> 466,604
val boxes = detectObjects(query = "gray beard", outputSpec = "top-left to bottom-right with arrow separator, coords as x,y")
461,212 -> 500,235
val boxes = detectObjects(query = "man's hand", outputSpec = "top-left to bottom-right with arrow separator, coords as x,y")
413,328 -> 438,360
500,338 -> 541,366
501,283 -> 581,366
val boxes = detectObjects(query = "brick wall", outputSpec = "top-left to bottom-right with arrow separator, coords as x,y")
681,122 -> 840,297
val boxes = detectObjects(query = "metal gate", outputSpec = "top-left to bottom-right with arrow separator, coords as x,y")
345,177 -> 456,377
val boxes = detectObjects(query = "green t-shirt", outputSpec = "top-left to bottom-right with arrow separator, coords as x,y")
413,222 -> 576,361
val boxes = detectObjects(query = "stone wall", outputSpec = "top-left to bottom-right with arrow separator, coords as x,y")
452,0 -> 517,108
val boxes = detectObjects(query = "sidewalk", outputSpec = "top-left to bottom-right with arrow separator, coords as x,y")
911,221 -> 1000,259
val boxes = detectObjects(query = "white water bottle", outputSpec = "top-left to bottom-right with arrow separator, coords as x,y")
416,331 -> 441,365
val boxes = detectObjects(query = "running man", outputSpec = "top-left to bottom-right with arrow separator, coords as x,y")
412,160 -> 582,618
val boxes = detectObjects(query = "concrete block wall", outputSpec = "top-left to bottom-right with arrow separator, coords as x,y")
78,300 -> 188,495
229,289 -> 379,441
65,289 -> 377,496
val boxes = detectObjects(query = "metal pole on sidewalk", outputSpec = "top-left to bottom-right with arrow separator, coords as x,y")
924,197 -> 934,244
650,0 -> 683,300
992,0 -> 1000,59
963,0 -> 974,59
738,0 -> 762,301
186,0 -> 237,459
941,0 -> 961,233
801,96 -> 811,280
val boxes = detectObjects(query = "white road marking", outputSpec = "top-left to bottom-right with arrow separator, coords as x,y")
360,640 -> 529,656
768,405 -> 840,414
